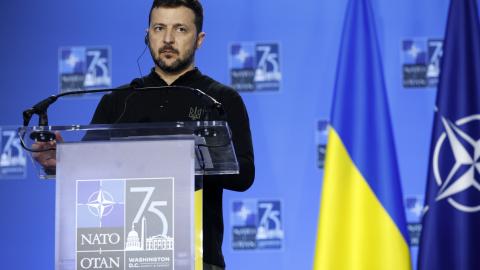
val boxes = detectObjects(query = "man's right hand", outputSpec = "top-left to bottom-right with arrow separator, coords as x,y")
31,132 -> 63,174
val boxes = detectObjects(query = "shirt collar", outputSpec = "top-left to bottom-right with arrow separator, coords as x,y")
147,67 -> 202,86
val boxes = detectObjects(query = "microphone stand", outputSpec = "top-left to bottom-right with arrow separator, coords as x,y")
22,80 -> 225,142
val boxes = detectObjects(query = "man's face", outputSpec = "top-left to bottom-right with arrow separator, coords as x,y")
148,6 -> 205,74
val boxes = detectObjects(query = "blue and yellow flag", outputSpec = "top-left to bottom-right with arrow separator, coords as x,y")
313,0 -> 411,269
418,0 -> 480,269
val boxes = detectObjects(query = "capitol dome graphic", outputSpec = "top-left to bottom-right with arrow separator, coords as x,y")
125,216 -> 173,251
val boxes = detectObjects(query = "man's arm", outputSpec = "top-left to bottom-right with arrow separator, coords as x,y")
207,91 -> 255,191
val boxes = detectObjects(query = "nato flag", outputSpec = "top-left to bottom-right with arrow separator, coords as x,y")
418,0 -> 480,269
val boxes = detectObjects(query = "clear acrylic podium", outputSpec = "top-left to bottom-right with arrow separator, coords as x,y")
19,121 -> 239,270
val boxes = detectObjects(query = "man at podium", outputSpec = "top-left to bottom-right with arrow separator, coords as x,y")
34,1 -> 255,269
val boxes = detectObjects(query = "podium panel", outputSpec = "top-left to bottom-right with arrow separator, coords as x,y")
56,138 -> 196,270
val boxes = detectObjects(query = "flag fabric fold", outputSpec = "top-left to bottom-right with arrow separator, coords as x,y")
313,0 -> 411,269
418,0 -> 480,269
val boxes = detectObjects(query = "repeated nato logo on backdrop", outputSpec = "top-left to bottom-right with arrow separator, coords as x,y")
230,199 -> 284,251
402,38 -> 443,88
404,196 -> 424,246
59,46 -> 112,93
229,42 -> 281,92
0,127 -> 27,179
316,120 -> 329,169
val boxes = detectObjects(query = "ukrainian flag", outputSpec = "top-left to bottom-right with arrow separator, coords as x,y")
313,0 -> 411,269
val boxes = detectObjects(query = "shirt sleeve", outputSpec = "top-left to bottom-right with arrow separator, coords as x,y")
90,94 -> 115,124
206,91 -> 255,192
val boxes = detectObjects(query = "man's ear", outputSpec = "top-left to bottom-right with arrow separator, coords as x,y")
196,32 -> 206,49
144,28 -> 149,45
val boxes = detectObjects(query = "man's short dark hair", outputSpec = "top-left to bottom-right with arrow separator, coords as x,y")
148,0 -> 204,33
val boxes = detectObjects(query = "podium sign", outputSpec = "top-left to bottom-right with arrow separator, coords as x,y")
56,138 -> 195,270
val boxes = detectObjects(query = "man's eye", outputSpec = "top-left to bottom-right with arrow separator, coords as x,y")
154,26 -> 164,31
177,27 -> 187,32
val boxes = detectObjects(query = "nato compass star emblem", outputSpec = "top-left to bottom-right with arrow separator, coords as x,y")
407,43 -> 421,60
236,204 -> 252,221
86,188 -> 115,218
432,114 -> 480,212
235,48 -> 250,64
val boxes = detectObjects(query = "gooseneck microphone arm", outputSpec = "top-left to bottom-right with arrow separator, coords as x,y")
22,86 -> 134,142
22,88 -> 119,127
22,78 -> 226,129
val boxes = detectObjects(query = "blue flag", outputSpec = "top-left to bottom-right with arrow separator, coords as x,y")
418,0 -> 480,269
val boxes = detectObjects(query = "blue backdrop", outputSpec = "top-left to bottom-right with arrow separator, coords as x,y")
0,0 -> 461,269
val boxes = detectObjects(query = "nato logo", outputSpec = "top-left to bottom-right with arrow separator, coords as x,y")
0,127 -> 27,179
77,180 -> 125,270
59,46 -> 112,93
76,178 -> 174,269
77,180 -> 124,228
404,195 -> 424,246
229,42 -> 281,91
431,115 -> 480,213
316,120 -> 329,169
231,199 -> 284,250
402,38 -> 443,88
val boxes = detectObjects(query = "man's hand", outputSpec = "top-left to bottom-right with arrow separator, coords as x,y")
31,132 -> 63,173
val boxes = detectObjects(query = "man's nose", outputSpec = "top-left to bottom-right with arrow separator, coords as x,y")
163,28 -> 175,44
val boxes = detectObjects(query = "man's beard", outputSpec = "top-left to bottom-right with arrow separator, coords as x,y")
151,44 -> 196,74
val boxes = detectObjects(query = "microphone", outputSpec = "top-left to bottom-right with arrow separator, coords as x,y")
23,86 -> 129,142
